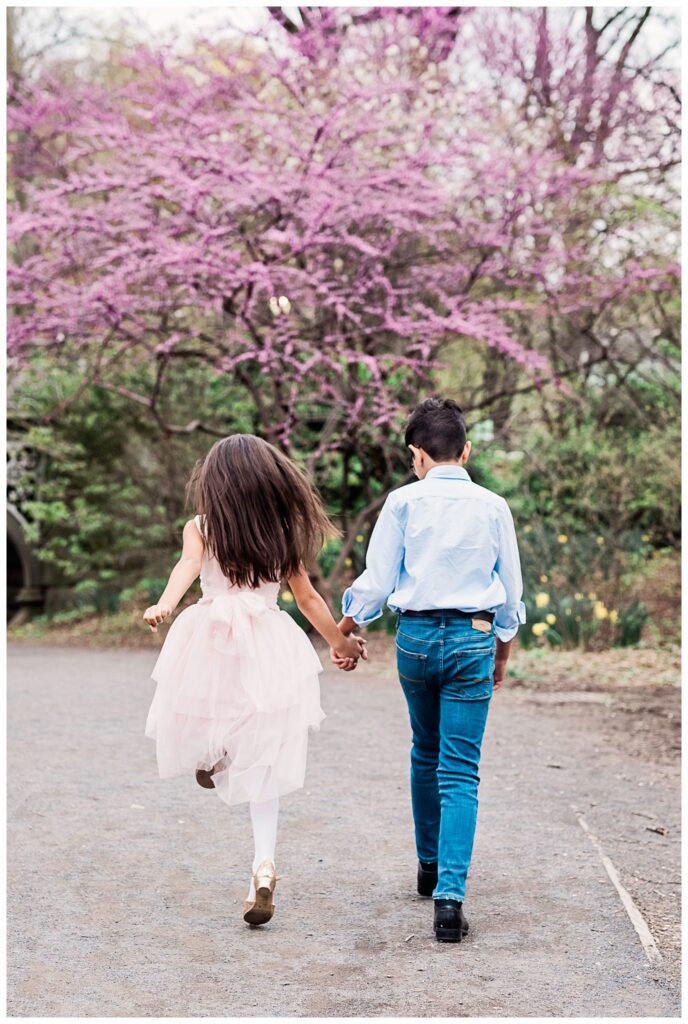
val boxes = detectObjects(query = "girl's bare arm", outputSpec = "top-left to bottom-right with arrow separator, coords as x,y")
286,567 -> 367,662
143,520 -> 204,632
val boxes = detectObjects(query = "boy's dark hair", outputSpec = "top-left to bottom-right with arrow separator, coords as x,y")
404,397 -> 467,462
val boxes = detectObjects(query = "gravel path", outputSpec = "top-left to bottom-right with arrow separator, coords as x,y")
7,645 -> 680,1017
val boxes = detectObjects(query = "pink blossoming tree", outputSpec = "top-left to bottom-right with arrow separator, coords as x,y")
8,6 -> 680,595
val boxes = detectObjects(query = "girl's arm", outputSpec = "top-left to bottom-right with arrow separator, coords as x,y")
143,519 -> 204,632
286,566 -> 368,663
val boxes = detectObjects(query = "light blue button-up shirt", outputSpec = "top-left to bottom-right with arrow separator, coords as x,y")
341,464 -> 527,642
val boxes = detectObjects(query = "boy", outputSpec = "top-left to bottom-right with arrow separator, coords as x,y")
333,397 -> 526,942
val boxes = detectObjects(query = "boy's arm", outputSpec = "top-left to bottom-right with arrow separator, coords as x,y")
340,495 -> 405,630
143,520 -> 204,631
493,500 -> 527,676
338,614 -> 358,637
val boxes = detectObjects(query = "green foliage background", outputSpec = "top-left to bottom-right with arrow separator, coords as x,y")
9,333 -> 680,652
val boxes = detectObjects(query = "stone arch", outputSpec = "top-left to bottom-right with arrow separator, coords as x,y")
7,505 -> 44,624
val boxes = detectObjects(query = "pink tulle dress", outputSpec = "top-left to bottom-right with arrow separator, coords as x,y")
145,514 -> 325,806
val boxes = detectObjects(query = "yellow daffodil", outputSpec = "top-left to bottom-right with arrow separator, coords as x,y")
587,591 -> 597,600
593,601 -> 608,620
535,592 -> 549,608
641,533 -> 650,543
609,609 -> 618,624
355,534 -> 364,543
596,536 -> 605,545
344,558 -> 353,567
575,592 -> 584,600
532,622 -> 549,636
540,574 -> 548,583
281,591 -> 294,603
557,534 -> 568,544
546,613 -> 556,625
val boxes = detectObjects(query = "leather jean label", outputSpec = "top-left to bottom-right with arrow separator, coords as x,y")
471,618 -> 491,633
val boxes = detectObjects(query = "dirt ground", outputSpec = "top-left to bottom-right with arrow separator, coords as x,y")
7,638 -> 681,1017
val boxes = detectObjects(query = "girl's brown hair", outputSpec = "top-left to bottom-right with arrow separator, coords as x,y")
186,434 -> 341,587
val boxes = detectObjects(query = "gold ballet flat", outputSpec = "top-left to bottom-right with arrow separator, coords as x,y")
243,859 -> 279,926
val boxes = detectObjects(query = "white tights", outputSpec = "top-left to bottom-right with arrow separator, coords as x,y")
246,796 -> 279,900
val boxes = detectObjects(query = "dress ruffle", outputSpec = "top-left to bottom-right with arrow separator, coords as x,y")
144,583 -> 325,806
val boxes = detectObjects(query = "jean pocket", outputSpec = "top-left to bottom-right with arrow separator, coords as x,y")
396,640 -> 428,686
450,645 -> 495,699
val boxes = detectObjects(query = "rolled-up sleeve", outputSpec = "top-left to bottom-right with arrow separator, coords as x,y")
493,500 -> 527,642
341,495 -> 405,626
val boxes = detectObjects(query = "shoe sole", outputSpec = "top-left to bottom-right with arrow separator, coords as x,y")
195,769 -> 216,789
435,922 -> 469,942
243,887 -> 275,926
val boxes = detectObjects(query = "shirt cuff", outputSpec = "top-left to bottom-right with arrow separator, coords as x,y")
341,587 -> 383,627
494,600 -> 527,643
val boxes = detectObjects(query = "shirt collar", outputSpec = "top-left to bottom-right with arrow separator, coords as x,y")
425,465 -> 471,481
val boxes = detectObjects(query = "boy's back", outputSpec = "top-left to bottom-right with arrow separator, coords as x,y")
342,464 -> 526,643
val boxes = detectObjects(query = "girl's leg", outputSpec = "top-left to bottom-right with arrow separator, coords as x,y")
246,795 -> 280,900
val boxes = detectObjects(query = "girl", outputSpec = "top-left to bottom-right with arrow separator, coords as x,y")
143,434 -> 366,927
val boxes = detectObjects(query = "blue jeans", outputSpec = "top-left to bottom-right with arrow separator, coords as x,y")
395,612 -> 496,903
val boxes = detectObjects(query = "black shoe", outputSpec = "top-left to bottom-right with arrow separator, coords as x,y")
417,860 -> 438,897
434,898 -> 469,942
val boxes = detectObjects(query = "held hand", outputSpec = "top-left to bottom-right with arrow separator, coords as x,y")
330,648 -> 357,672
331,632 -> 368,671
330,644 -> 357,671
336,632 -> 367,661
143,603 -> 173,632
